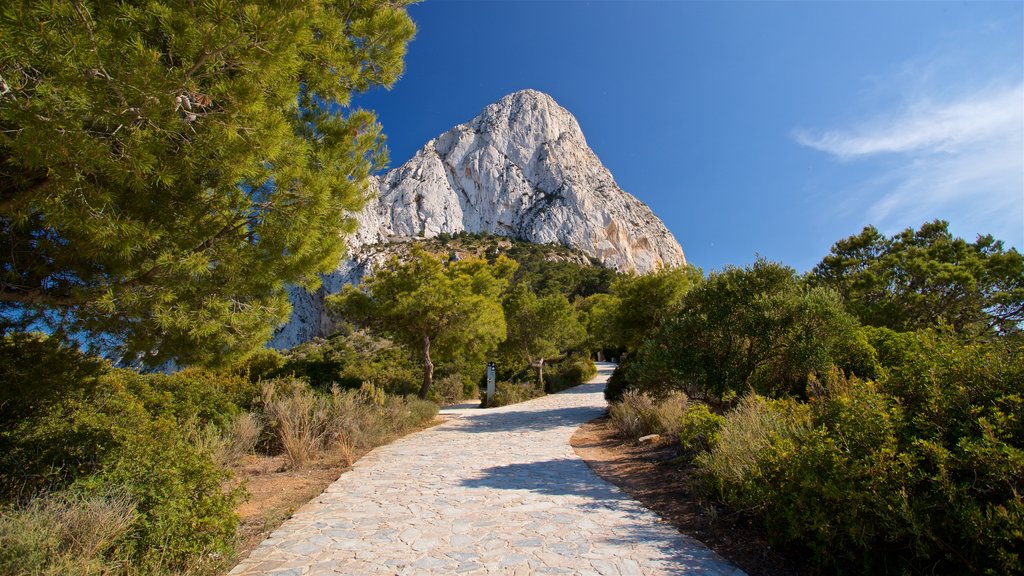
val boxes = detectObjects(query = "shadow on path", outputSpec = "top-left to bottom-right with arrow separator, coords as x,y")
463,458 -> 732,572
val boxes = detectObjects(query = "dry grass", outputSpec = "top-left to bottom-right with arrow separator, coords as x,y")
697,394 -> 811,485
609,389 -> 690,439
0,490 -> 137,575
260,378 -> 437,470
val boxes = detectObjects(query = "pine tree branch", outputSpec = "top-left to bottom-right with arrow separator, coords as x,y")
186,33 -> 249,78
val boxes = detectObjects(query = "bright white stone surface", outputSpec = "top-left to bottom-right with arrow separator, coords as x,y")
229,364 -> 744,576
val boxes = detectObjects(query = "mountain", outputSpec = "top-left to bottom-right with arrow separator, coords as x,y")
271,89 -> 686,349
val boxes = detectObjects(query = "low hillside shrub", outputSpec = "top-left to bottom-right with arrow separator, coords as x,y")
233,348 -> 286,382
260,378 -> 437,468
276,331 -> 419,395
1,335 -> 247,573
677,403 -> 725,453
604,358 -> 634,402
609,390 -> 689,439
0,490 -> 137,576
696,394 -> 811,509
431,373 -> 467,406
694,335 -> 1024,575
544,354 -> 597,393
482,381 -> 544,408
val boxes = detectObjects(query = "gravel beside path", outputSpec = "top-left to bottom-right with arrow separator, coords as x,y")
230,363 -> 744,575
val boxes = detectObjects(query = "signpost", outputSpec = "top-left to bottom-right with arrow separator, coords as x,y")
486,362 -> 496,406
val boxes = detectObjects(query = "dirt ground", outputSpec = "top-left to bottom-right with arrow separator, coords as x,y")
571,416 -> 808,576
228,453 -> 352,557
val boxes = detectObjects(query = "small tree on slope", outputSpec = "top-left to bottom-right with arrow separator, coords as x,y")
330,246 -> 515,399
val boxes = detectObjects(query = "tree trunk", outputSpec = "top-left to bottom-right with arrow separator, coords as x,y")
536,358 -> 545,389
418,334 -> 433,399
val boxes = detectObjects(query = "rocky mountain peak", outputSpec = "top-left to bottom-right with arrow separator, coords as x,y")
272,90 -> 687,348
350,89 -> 686,272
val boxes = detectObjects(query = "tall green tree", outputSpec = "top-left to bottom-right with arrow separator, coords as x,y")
631,259 -> 864,399
0,1 -> 415,366
330,246 -> 514,399
501,284 -> 585,385
604,266 -> 703,351
812,220 -> 1024,335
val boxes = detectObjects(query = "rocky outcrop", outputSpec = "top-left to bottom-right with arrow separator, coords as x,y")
271,89 -> 686,349
349,89 -> 685,270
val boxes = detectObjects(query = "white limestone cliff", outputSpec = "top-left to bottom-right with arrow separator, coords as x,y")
271,89 -> 686,349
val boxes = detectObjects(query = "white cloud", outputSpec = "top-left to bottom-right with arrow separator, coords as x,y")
794,85 -> 1022,158
795,83 -> 1024,246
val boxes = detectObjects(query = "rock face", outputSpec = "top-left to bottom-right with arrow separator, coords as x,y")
271,89 -> 686,349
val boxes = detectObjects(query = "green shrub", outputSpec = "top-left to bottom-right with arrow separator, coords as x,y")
678,403 -> 725,453
0,490 -> 137,576
0,338 -> 245,573
482,381 -> 544,408
184,412 -> 264,467
694,338 -> 1024,575
696,394 -> 811,509
609,390 -> 689,439
604,358 -> 634,402
110,367 -> 259,427
77,417 -> 242,570
0,332 -> 109,426
233,348 -> 286,382
544,354 -> 597,393
431,373 -> 466,406
609,389 -> 657,438
277,331 -> 419,395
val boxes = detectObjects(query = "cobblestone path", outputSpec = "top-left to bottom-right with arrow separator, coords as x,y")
230,363 -> 744,575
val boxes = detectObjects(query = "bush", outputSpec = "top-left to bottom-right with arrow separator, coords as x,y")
609,389 -> 657,438
609,390 -> 689,439
696,394 -> 811,509
694,337 -> 1024,575
233,348 -> 286,382
431,373 -> 466,406
260,378 -> 438,468
276,331 -> 419,395
482,381 -> 544,408
544,354 -> 597,393
0,338 -> 246,572
0,490 -> 137,576
78,417 -> 242,570
604,358 -> 634,402
185,412 -> 264,467
678,403 -> 725,453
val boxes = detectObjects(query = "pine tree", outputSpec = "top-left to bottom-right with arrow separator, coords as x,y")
0,1 -> 415,366
330,246 -> 515,399
501,284 -> 585,385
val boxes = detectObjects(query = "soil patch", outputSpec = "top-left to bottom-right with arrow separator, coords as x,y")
571,415 -> 808,576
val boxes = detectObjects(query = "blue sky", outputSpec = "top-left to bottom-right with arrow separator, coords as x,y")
355,1 -> 1024,272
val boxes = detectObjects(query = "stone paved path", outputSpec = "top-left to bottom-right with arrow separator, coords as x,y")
230,363 -> 744,575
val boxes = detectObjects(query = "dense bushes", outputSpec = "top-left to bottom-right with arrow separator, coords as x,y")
609,224 -> 1023,574
0,336 -> 247,573
543,354 -> 597,393
622,259 -> 866,400
690,335 -> 1023,574
0,332 -> 440,574
0,490 -> 138,576
273,330 -> 420,395
481,381 -> 546,408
